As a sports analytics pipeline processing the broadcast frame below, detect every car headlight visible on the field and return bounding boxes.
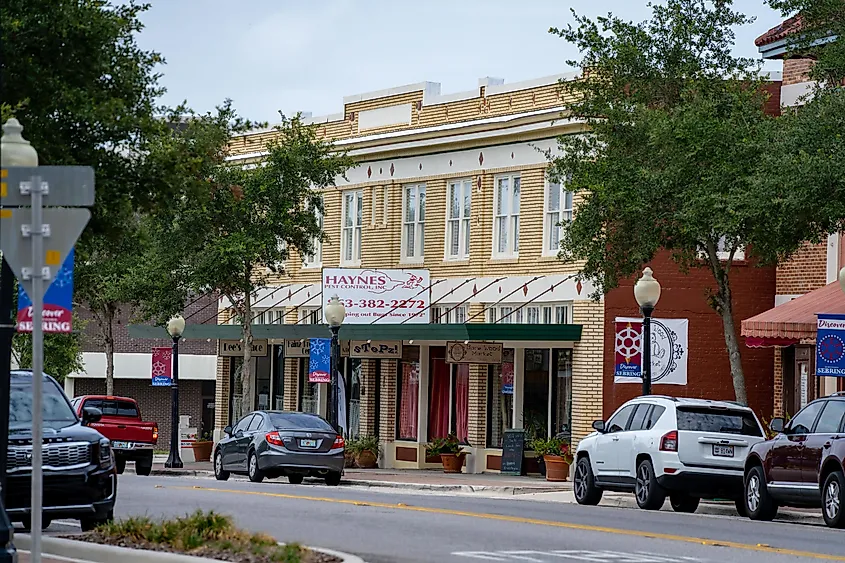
[98,438,112,469]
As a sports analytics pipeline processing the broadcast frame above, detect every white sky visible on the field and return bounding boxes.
[132,0,785,122]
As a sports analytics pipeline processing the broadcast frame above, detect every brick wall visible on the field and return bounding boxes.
[379,359,397,444]
[783,58,815,85]
[73,378,206,449]
[603,251,776,420]
[571,300,604,447]
[359,359,378,437]
[467,364,488,448]
[773,349,784,417]
[214,357,230,430]
[776,241,828,295]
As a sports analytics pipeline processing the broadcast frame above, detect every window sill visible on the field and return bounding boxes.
[340,261,362,268]
[301,263,322,270]
[399,258,425,266]
[443,257,471,265]
[489,255,519,264]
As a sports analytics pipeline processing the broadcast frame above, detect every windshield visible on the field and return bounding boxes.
[10,375,78,431]
[677,407,762,437]
[268,412,334,432]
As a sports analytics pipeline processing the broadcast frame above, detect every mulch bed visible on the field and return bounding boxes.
[64,532,342,563]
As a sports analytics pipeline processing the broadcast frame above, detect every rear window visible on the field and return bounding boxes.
[676,407,762,436]
[84,399,139,417]
[269,413,334,432]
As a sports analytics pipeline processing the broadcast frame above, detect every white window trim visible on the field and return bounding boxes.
[543,180,573,257]
[444,178,472,261]
[700,236,746,262]
[302,196,323,269]
[486,303,572,325]
[341,189,363,266]
[401,183,426,264]
[492,173,521,258]
[431,305,467,324]
[298,307,322,325]
[383,186,390,226]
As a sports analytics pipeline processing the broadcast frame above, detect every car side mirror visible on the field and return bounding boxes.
[770,418,784,433]
[592,420,606,433]
[223,426,232,436]
[82,407,102,425]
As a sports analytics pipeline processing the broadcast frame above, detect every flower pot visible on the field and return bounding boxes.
[344,451,357,468]
[543,455,570,482]
[356,449,378,469]
[440,452,466,473]
[191,441,213,462]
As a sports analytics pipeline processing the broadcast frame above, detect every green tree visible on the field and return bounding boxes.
[149,115,353,416]
[12,314,86,382]
[547,0,841,405]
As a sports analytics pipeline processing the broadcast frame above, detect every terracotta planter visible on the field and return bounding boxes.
[440,452,466,473]
[356,449,378,469]
[344,451,357,468]
[543,455,570,482]
[191,441,213,462]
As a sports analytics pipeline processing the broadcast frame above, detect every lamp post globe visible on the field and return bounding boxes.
[164,314,186,469]
[1,118,39,167]
[324,296,345,432]
[325,295,346,327]
[839,266,845,296]
[634,267,661,397]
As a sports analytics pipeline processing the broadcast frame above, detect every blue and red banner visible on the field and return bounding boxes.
[17,249,74,333]
[817,314,845,377]
[151,347,173,387]
[309,338,331,383]
[614,320,643,379]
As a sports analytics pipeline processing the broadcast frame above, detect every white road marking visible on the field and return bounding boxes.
[452,551,709,562]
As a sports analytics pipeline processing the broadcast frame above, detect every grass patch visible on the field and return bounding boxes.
[85,510,333,563]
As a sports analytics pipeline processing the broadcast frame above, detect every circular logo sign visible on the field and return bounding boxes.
[818,334,845,364]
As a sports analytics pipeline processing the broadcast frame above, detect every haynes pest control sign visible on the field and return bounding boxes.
[817,314,845,377]
[322,268,430,324]
[17,249,75,333]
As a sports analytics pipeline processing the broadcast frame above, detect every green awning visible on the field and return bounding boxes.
[127,323,582,342]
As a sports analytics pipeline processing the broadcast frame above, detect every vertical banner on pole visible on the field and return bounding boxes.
[151,347,173,386]
[817,314,845,377]
[309,338,331,383]
[614,317,689,385]
[17,249,74,333]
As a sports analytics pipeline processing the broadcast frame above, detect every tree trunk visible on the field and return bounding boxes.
[104,307,115,396]
[718,281,748,406]
[240,289,254,416]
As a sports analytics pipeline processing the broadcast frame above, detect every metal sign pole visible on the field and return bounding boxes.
[27,175,45,563]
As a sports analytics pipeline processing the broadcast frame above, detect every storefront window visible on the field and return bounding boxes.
[343,357,362,439]
[229,357,244,423]
[298,359,319,414]
[552,349,573,439]
[396,346,420,440]
[429,347,450,440]
[452,364,469,443]
[271,345,284,410]
[523,349,550,441]
[254,354,271,411]
[487,349,514,447]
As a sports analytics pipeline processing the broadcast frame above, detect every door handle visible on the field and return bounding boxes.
[612,436,620,442]
[117,425,126,429]
[824,442,832,449]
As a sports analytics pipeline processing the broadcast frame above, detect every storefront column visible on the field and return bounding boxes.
[214,356,231,440]
[379,359,398,467]
[513,347,525,429]
[283,358,299,411]
[570,300,604,448]
[466,364,487,473]
[359,359,378,437]
[417,345,430,444]
[773,348,784,418]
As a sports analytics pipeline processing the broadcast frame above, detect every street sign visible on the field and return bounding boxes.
[0,166,95,207]
[17,249,75,333]
[0,207,90,299]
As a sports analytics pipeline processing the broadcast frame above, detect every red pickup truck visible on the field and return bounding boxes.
[71,395,158,476]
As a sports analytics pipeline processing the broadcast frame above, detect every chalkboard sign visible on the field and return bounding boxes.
[500,429,526,476]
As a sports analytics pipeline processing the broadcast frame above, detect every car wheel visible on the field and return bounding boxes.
[214,450,230,481]
[635,459,666,510]
[20,517,51,531]
[325,471,341,486]
[288,474,304,485]
[822,470,845,529]
[669,493,700,513]
[135,457,153,477]
[734,497,748,517]
[80,510,113,533]
[745,465,778,521]
[573,456,603,506]
[248,451,264,483]
[115,458,126,475]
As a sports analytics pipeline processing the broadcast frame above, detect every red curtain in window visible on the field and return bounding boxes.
[455,364,469,442]
[399,362,419,440]
[429,356,450,439]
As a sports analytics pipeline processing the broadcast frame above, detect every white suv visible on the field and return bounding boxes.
[573,396,766,513]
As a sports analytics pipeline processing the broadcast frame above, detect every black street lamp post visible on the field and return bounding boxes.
[164,314,185,469]
[634,267,661,397]
[324,296,346,433]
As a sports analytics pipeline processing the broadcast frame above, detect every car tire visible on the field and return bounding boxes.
[821,470,845,529]
[80,510,113,532]
[20,517,51,531]
[288,474,304,485]
[325,471,341,486]
[115,458,126,475]
[214,450,230,481]
[573,456,603,506]
[135,457,153,477]
[635,459,666,510]
[734,497,748,517]
[745,465,778,521]
[669,493,700,513]
[248,451,264,483]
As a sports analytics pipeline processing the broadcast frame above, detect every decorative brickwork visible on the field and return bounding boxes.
[773,348,784,418]
[359,359,378,437]
[284,358,299,411]
[214,357,230,429]
[783,58,815,85]
[379,359,398,444]
[571,300,604,447]
[467,364,487,448]
[776,241,828,295]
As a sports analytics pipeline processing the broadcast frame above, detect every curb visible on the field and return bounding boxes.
[598,495,824,523]
[16,534,365,563]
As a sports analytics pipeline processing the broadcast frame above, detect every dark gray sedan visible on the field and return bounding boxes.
[213,410,344,485]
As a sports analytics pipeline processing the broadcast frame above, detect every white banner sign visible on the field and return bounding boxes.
[614,317,689,385]
[322,268,430,324]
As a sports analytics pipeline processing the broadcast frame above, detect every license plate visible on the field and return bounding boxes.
[300,439,317,448]
[112,441,132,449]
[712,444,734,457]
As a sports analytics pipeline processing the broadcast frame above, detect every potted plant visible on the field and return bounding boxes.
[191,431,213,463]
[529,437,573,482]
[425,434,469,473]
[348,435,380,469]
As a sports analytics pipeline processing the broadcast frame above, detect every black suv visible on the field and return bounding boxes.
[5,370,116,531]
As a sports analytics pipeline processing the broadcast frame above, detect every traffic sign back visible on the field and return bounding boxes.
[1,166,95,207]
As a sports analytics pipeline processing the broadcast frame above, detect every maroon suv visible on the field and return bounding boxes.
[743,392,845,528]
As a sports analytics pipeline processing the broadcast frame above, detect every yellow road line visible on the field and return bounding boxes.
[167,485,845,561]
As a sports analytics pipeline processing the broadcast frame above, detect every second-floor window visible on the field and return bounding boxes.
[342,190,363,264]
[447,179,472,259]
[303,196,323,268]
[545,182,573,255]
[432,305,467,324]
[494,174,520,257]
[299,307,322,325]
[487,303,571,324]
[402,184,426,260]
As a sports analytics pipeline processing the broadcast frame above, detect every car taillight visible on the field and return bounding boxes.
[266,431,284,446]
[333,435,344,450]
[152,426,159,442]
[660,430,678,452]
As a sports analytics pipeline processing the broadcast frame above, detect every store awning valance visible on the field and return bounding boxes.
[127,322,583,342]
[741,281,845,345]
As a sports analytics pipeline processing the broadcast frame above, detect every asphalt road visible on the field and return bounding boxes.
[38,474,845,563]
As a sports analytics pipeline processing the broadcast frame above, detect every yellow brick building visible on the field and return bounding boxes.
[214,73,604,473]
